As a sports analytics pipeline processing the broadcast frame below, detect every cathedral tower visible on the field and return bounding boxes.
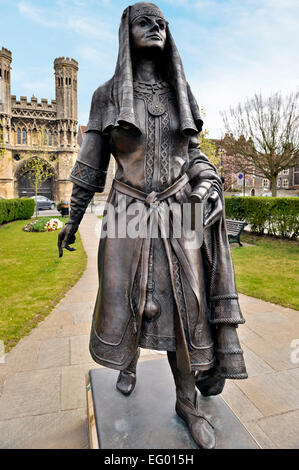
[0,47,12,145]
[54,57,78,120]
[0,47,12,116]
[0,48,80,201]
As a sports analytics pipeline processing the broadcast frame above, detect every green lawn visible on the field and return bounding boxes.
[0,218,87,351]
[231,232,299,310]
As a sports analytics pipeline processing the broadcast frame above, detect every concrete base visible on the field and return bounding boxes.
[88,358,259,449]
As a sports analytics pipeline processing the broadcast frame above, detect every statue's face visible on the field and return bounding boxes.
[130,15,167,51]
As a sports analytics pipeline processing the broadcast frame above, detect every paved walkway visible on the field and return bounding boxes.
[0,213,298,448]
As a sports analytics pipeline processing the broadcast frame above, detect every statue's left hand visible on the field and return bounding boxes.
[190,177,223,228]
[58,223,77,258]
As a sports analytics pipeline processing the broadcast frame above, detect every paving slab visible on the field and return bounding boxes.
[236,371,299,417]
[256,410,299,449]
[0,368,61,420]
[29,325,62,341]
[36,337,70,369]
[59,322,91,337]
[56,302,94,325]
[61,365,88,411]
[0,408,88,449]
[5,338,40,372]
[70,334,96,366]
[0,366,11,398]
[242,421,277,449]
[221,381,263,422]
[41,308,74,329]
[241,343,275,377]
[238,324,297,371]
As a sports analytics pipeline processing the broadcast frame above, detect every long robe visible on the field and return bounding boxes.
[69,79,246,378]
[69,4,247,379]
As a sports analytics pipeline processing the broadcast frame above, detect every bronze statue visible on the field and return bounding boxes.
[58,2,247,449]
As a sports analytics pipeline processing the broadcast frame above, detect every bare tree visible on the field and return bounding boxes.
[221,89,299,196]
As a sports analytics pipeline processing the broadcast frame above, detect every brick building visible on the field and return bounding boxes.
[215,138,299,196]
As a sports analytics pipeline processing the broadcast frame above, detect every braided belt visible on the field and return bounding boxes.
[112,173,189,206]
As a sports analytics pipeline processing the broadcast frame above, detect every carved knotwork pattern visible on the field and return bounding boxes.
[172,253,189,337]
[146,113,155,192]
[130,6,165,23]
[134,90,155,192]
[139,332,176,351]
[70,160,105,190]
[134,88,172,192]
[159,94,170,190]
[189,347,214,369]
[134,91,155,192]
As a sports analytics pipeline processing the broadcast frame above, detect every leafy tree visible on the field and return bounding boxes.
[20,127,57,218]
[198,108,222,170]
[199,128,221,169]
[221,89,299,196]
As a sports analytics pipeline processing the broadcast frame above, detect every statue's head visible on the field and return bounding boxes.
[112,2,203,136]
[129,2,167,52]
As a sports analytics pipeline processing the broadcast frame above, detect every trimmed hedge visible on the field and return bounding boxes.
[0,198,35,225]
[225,196,299,239]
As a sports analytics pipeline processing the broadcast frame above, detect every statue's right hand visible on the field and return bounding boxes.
[58,223,78,258]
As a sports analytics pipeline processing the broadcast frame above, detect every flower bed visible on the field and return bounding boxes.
[23,217,64,232]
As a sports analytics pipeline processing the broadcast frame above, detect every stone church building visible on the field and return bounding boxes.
[0,46,79,201]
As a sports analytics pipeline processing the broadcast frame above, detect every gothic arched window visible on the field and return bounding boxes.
[17,128,21,144]
[44,131,48,145]
[48,132,52,146]
[22,129,27,144]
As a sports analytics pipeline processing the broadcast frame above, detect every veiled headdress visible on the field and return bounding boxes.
[86,2,203,136]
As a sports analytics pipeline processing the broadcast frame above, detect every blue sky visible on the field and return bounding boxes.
[1,0,298,137]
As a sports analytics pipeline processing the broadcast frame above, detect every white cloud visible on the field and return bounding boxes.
[66,16,115,41]
[17,1,58,27]
[21,78,53,96]
[17,1,115,41]
[76,46,116,71]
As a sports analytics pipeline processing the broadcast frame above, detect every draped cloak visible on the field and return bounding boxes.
[69,5,247,379]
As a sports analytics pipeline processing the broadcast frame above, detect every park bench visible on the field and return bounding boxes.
[226,219,248,247]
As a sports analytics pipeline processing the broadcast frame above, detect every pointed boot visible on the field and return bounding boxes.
[175,393,216,449]
[116,348,140,396]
